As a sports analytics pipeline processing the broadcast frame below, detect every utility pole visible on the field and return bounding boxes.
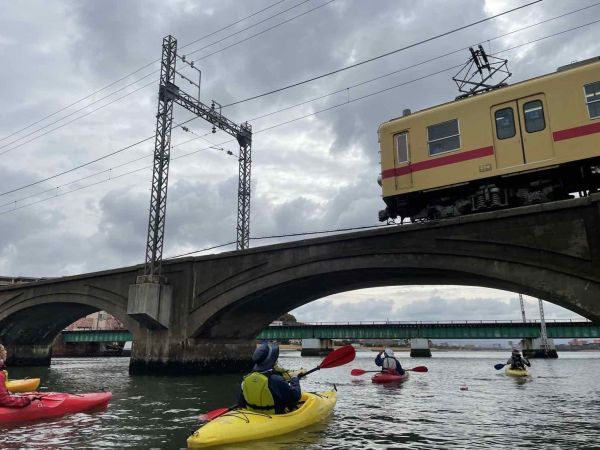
[519,293,526,323]
[143,35,252,279]
[129,35,252,329]
[538,298,550,356]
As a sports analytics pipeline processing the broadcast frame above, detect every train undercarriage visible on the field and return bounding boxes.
[379,157,600,223]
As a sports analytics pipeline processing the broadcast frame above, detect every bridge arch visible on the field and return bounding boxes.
[189,250,596,339]
[0,288,142,362]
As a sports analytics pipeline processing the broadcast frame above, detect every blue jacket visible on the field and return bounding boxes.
[238,372,301,414]
[375,353,405,375]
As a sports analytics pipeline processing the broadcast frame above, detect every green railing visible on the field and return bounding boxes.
[61,320,600,342]
[257,320,600,340]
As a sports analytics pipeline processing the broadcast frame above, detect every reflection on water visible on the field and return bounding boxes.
[2,351,600,449]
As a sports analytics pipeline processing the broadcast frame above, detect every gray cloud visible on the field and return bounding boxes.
[0,0,596,321]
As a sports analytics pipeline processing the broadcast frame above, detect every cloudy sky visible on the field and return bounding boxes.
[1,0,598,323]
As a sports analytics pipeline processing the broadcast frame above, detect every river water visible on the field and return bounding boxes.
[2,350,599,449]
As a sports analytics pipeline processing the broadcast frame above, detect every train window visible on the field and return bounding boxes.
[523,100,545,133]
[494,108,516,139]
[394,132,409,163]
[584,81,600,119]
[427,119,460,155]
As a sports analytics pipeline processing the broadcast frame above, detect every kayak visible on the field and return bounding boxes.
[6,378,40,393]
[372,372,409,384]
[505,367,529,377]
[0,391,112,424]
[187,391,336,449]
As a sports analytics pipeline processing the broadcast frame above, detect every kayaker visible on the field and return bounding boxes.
[507,349,531,370]
[238,341,301,414]
[0,344,31,408]
[375,348,406,375]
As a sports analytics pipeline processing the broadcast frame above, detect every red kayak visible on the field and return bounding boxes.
[372,372,409,384]
[0,392,112,424]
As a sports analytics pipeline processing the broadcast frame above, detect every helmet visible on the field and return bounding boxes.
[252,341,280,372]
[512,349,520,355]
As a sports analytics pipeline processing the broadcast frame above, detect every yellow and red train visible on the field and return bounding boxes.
[378,56,600,222]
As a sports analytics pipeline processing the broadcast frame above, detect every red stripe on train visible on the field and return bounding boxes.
[382,145,494,179]
[553,122,600,141]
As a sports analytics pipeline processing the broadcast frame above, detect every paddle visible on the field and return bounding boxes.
[350,366,428,376]
[199,345,356,422]
[494,363,508,370]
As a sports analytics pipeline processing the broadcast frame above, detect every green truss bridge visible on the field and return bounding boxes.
[62,320,600,342]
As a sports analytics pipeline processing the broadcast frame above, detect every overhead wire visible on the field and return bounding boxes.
[221,0,543,108]
[0,0,324,157]
[1,12,598,212]
[0,0,291,144]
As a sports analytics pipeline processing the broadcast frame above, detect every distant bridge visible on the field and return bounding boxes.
[61,320,600,342]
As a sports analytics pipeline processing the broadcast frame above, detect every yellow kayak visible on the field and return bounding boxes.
[188,391,336,449]
[505,367,529,377]
[6,378,41,393]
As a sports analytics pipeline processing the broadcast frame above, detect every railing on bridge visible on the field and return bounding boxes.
[61,319,599,342]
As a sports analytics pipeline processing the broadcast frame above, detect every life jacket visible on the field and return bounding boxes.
[382,357,397,371]
[241,372,276,414]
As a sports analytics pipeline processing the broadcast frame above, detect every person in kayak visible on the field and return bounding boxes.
[0,344,31,408]
[375,348,406,375]
[507,349,531,370]
[238,341,301,414]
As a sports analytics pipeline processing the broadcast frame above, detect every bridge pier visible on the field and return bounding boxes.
[128,335,255,375]
[410,338,432,357]
[300,338,333,356]
[521,338,558,359]
[6,344,52,367]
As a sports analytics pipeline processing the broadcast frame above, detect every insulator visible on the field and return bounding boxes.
[212,126,216,134]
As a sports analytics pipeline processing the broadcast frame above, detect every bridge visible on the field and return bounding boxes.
[60,320,600,342]
[1,194,600,373]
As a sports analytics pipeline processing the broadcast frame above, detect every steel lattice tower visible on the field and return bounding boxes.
[144,35,177,279]
[143,35,252,278]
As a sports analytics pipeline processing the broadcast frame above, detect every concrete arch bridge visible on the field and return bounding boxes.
[0,195,599,374]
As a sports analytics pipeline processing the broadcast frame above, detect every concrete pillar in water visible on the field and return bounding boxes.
[5,344,52,367]
[129,336,256,375]
[521,338,558,358]
[300,338,333,356]
[410,338,432,357]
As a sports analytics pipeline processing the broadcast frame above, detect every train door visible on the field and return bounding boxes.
[394,131,412,188]
[491,102,524,169]
[517,94,554,163]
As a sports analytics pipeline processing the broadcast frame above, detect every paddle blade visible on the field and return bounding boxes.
[320,345,356,369]
[494,363,506,370]
[199,407,230,422]
[408,366,428,373]
[350,368,367,376]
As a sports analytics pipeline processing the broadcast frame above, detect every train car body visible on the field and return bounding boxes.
[378,56,600,222]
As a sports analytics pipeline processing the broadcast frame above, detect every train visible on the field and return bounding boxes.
[377,56,600,223]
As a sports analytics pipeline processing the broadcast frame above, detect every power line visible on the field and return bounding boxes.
[1,17,598,212]
[0,1,328,159]
[183,0,314,59]
[163,223,393,259]
[222,0,543,108]
[190,0,336,62]
[0,0,290,144]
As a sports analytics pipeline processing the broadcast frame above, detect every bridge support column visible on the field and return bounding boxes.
[129,335,255,375]
[6,344,52,367]
[300,338,333,356]
[410,338,432,357]
[521,338,558,358]
[127,277,172,329]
